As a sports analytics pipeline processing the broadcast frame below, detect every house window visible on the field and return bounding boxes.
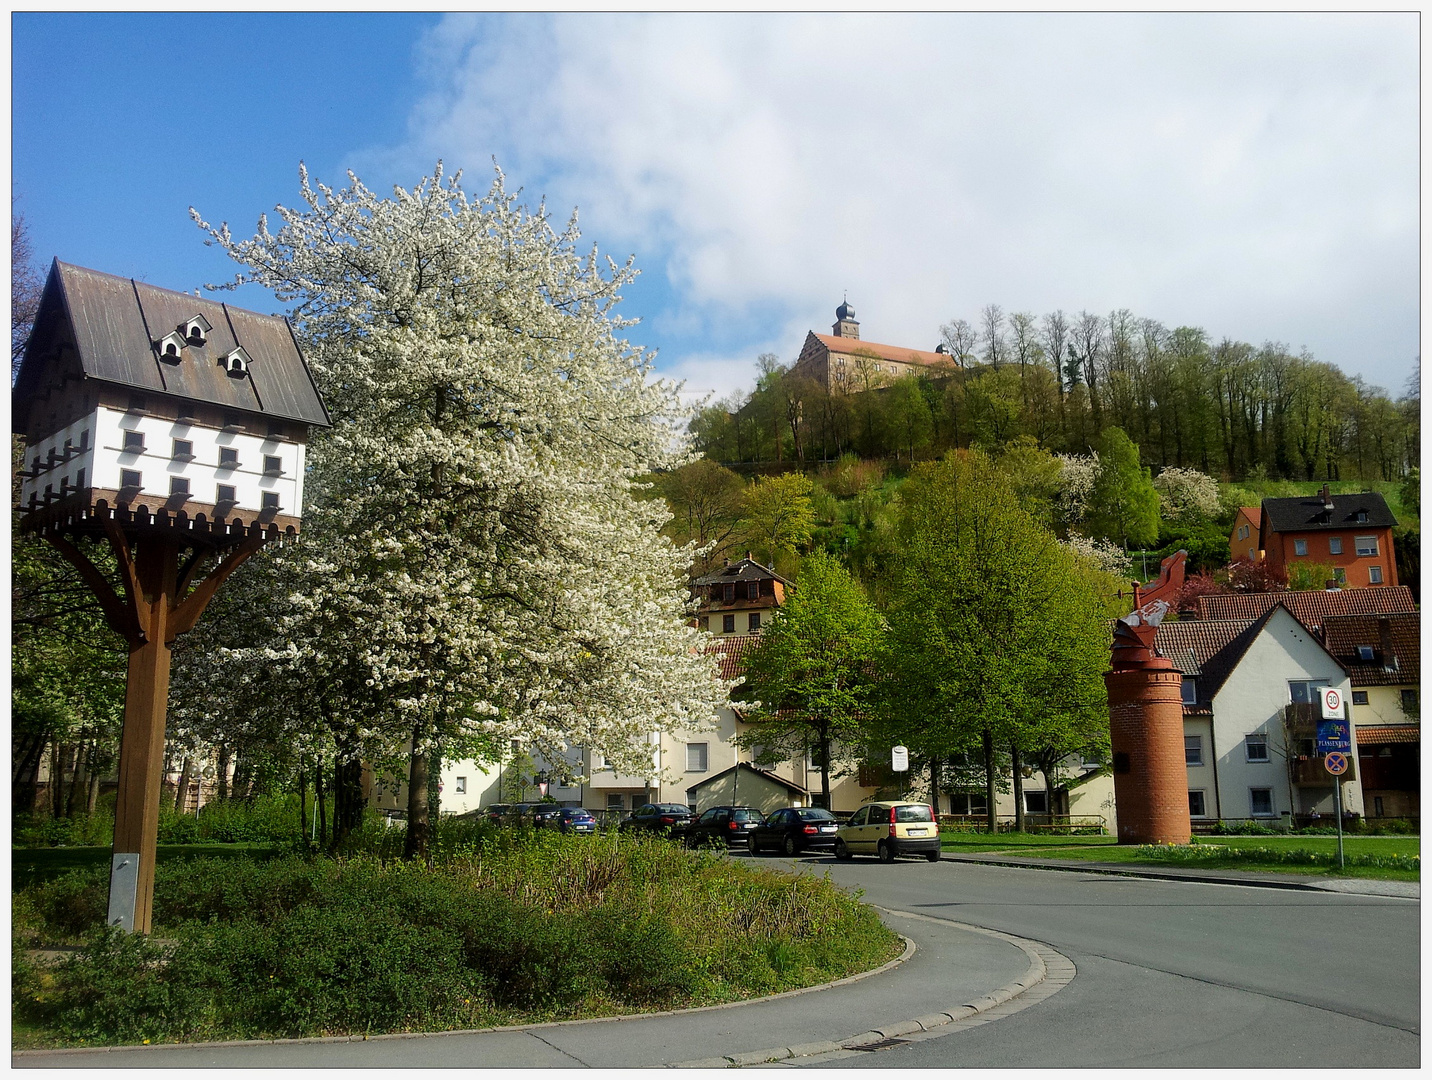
[1249,788,1274,817]
[172,439,194,461]
[263,455,283,476]
[122,430,145,452]
[1288,680,1328,704]
[1400,689,1418,712]
[748,612,762,632]
[219,447,239,469]
[169,477,190,497]
[1023,790,1048,813]
[216,484,237,505]
[1352,691,1369,705]
[1355,536,1379,556]
[1356,511,1369,523]
[261,492,281,512]
[1293,539,1308,556]
[949,792,988,815]
[120,469,142,489]
[1244,735,1269,763]
[606,794,624,810]
[1188,790,1207,818]
[1184,735,1203,766]
[723,583,735,603]
[698,616,709,631]
[722,614,735,633]
[1368,566,1383,584]
[1238,524,1248,540]
[1333,567,1346,583]
[455,777,467,794]
[686,743,709,772]
[1180,678,1196,705]
[747,580,760,600]
[1328,537,1343,555]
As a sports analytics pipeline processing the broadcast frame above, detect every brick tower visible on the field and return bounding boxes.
[1106,551,1191,845]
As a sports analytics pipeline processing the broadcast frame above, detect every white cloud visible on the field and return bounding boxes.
[370,11,1418,394]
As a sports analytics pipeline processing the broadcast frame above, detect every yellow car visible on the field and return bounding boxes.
[834,801,942,863]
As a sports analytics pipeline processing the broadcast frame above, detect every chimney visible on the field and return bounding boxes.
[747,551,753,562]
[1378,616,1400,674]
[1325,580,1341,592]
[1320,483,1333,510]
[723,558,730,567]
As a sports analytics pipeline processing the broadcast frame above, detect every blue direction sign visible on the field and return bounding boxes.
[1324,751,1349,776]
[1317,719,1351,755]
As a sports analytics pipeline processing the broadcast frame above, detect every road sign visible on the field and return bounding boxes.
[1317,719,1351,755]
[891,745,909,772]
[1320,687,1344,719]
[1324,751,1349,776]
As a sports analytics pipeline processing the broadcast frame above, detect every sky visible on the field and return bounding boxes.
[12,12,1420,409]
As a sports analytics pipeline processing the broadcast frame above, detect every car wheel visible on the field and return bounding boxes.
[834,839,852,861]
[925,850,941,862]
[783,835,799,857]
[878,840,895,863]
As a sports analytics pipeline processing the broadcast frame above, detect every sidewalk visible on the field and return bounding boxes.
[12,911,1047,1069]
[940,852,1420,899]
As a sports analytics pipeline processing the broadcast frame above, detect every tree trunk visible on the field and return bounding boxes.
[215,745,231,801]
[298,758,308,846]
[819,728,832,810]
[404,726,431,863]
[1011,742,1026,832]
[330,750,366,852]
[66,740,88,819]
[982,728,998,834]
[86,765,101,815]
[48,740,65,818]
[315,757,328,850]
[13,733,46,813]
[173,755,193,813]
[929,757,941,814]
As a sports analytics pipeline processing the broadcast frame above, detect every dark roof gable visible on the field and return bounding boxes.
[692,557,792,587]
[14,260,330,430]
[1260,491,1397,534]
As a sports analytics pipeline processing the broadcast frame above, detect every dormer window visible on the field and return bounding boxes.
[723,583,735,604]
[122,430,145,453]
[221,347,251,378]
[182,314,213,346]
[155,331,186,363]
[218,447,239,469]
[1356,511,1369,523]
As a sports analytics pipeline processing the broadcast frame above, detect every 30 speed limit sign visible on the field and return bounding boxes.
[1320,687,1343,718]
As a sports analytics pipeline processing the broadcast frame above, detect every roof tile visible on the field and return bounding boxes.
[1321,612,1420,686]
[1193,586,1415,632]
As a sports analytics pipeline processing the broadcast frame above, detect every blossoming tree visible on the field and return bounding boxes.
[186,165,727,857]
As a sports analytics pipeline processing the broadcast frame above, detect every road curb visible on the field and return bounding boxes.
[13,935,918,1061]
[939,853,1420,897]
[670,912,1073,1068]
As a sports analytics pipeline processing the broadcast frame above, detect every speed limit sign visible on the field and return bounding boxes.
[1320,687,1343,719]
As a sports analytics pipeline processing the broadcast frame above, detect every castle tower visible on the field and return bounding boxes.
[832,298,860,340]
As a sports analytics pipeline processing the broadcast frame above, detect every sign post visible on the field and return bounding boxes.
[1319,688,1349,870]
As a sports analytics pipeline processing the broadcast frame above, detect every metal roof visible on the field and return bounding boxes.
[14,260,330,430]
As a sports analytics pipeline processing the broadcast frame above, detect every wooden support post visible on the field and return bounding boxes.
[107,539,178,934]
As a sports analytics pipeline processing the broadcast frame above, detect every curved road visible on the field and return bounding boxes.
[779,853,1419,1068]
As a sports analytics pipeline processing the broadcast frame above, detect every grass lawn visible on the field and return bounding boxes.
[940,831,1116,853]
[12,843,288,891]
[998,835,1418,882]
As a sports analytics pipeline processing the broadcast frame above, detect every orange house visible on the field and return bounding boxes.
[1229,506,1262,563]
[1259,486,1399,588]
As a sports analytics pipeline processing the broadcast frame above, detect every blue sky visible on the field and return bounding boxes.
[13,12,1420,406]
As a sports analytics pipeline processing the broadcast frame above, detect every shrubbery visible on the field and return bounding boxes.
[14,832,900,1046]
[1135,844,1419,872]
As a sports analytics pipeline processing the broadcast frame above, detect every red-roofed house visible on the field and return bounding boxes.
[790,300,954,391]
[1193,585,1416,631]
[1229,506,1262,563]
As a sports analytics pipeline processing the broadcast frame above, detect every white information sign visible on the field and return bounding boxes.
[891,745,909,772]
[1320,687,1343,719]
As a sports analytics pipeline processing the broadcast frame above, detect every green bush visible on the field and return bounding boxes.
[15,833,900,1046]
[1135,844,1419,872]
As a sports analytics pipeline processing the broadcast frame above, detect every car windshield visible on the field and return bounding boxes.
[732,809,762,821]
[894,805,934,822]
[796,809,835,821]
[657,804,688,814]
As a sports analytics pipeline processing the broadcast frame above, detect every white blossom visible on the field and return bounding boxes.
[1152,466,1221,524]
[1063,531,1134,579]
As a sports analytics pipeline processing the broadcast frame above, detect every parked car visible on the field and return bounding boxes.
[541,807,598,835]
[679,805,764,848]
[834,801,941,862]
[529,804,562,829]
[749,806,840,856]
[618,803,693,836]
[478,803,541,826]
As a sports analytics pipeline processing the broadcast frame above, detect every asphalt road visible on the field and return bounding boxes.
[776,853,1420,1068]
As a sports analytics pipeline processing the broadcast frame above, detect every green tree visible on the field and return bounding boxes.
[1085,427,1160,550]
[738,550,886,808]
[741,473,816,570]
[881,375,934,461]
[883,451,1115,832]
[655,459,745,574]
